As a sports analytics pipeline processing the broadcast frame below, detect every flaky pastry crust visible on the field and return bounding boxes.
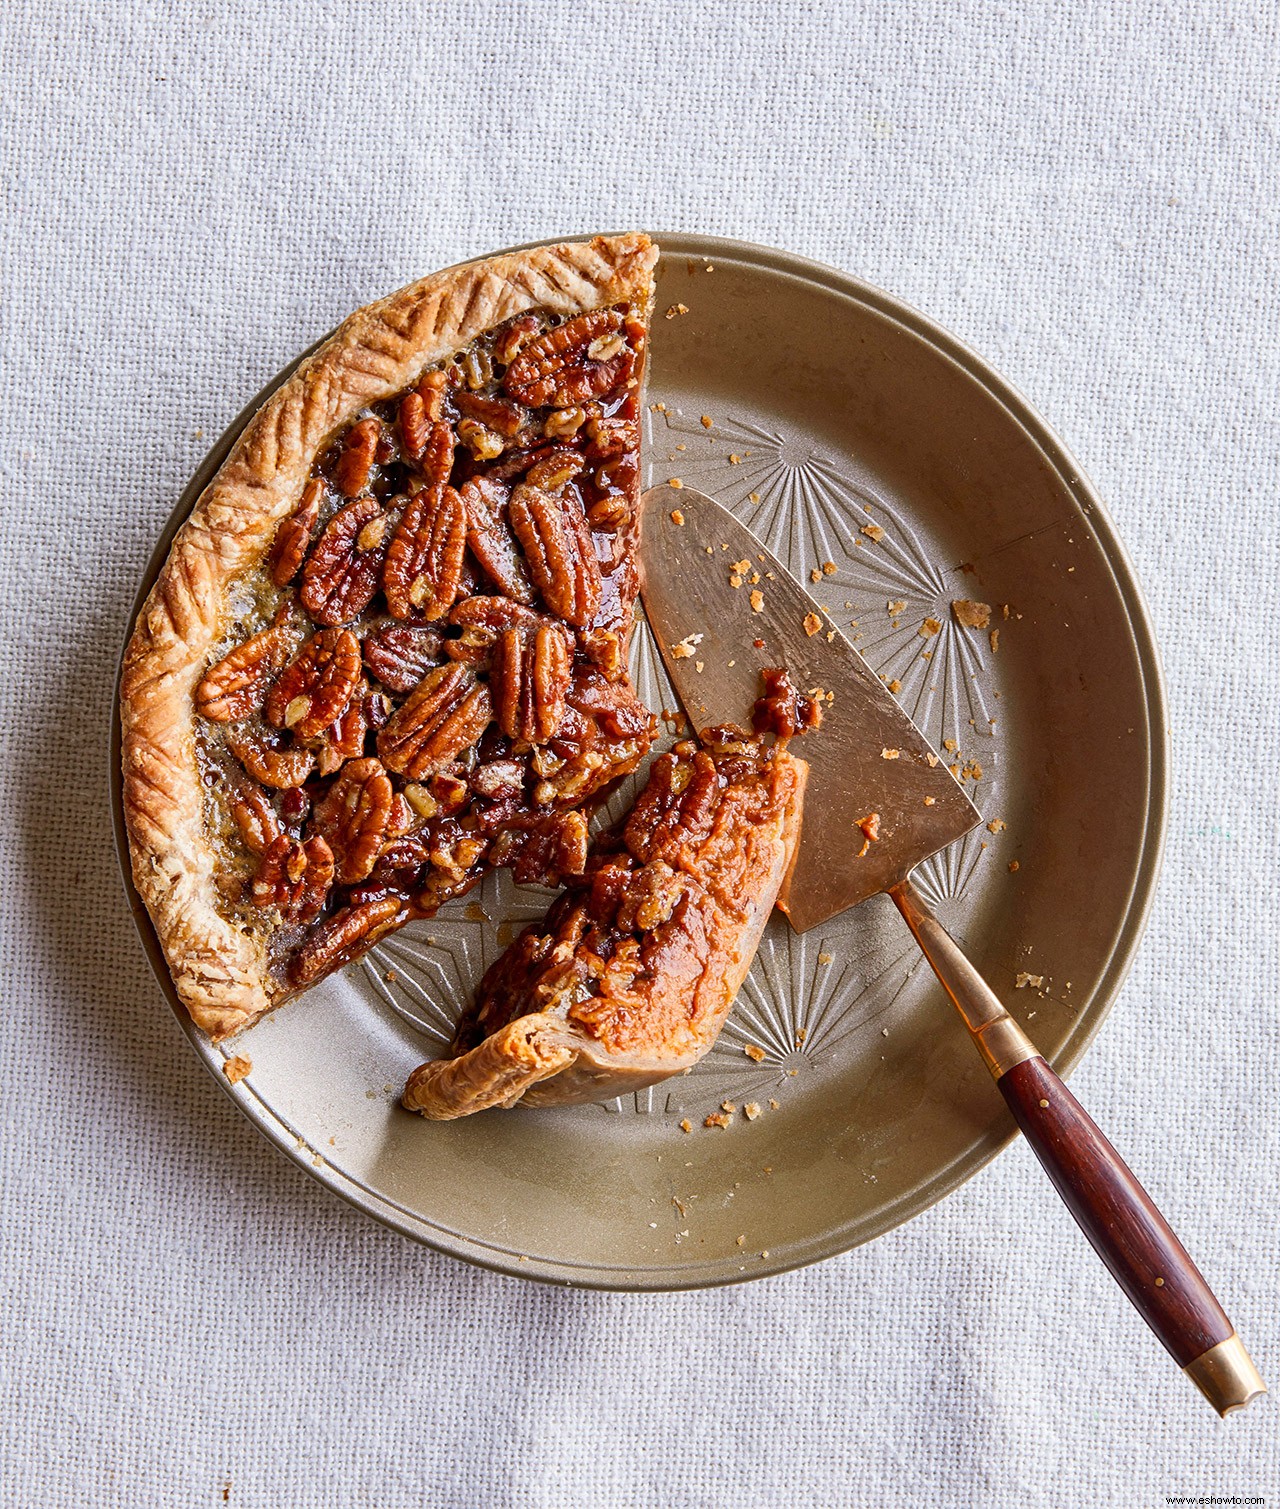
[120,235,659,1040]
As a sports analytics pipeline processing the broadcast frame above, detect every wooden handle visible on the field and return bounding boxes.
[890,877,1266,1414]
[998,1056,1264,1412]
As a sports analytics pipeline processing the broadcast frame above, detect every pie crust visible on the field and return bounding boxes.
[120,234,658,1041]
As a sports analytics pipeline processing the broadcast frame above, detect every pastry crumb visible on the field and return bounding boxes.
[222,1054,252,1085]
[769,1098,781,1110]
[664,303,689,319]
[750,589,764,613]
[679,1118,692,1134]
[1015,972,1044,989]
[670,508,685,525]
[810,569,822,583]
[744,1043,767,1062]
[744,1102,762,1121]
[920,618,941,638]
[887,599,906,615]
[669,633,703,659]
[990,629,1000,653]
[987,818,1006,834]
[822,561,836,575]
[704,1111,733,1130]
[729,453,742,464]
[700,414,713,429]
[667,477,683,489]
[881,747,900,760]
[818,952,832,964]
[953,599,992,630]
[887,678,901,693]
[923,796,936,806]
[803,612,822,636]
[862,523,885,542]
[1009,859,1020,872]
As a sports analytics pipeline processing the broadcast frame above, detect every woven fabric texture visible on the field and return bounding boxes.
[1,2,1276,1504]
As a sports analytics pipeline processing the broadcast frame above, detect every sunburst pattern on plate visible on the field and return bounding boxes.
[363,405,1008,1111]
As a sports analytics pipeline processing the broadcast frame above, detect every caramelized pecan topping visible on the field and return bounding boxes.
[224,723,316,790]
[445,595,542,665]
[250,833,335,923]
[194,293,655,986]
[314,682,369,776]
[312,757,396,884]
[299,496,389,625]
[332,417,383,497]
[196,627,297,723]
[503,310,633,408]
[453,388,527,437]
[268,478,325,587]
[489,810,589,886]
[362,622,443,693]
[376,664,493,779]
[508,483,602,626]
[460,478,536,604]
[491,619,573,744]
[229,783,284,854]
[383,485,466,621]
[288,895,406,986]
[264,627,361,740]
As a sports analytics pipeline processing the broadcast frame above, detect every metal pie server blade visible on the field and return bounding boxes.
[637,483,1265,1415]
[637,485,980,932]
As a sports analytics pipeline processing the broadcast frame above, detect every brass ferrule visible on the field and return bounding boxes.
[1184,1334,1267,1417]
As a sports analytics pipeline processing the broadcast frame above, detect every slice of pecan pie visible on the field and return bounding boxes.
[121,235,658,1040]
[401,729,807,1118]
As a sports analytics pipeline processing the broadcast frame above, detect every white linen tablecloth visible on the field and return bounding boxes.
[2,2,1277,1504]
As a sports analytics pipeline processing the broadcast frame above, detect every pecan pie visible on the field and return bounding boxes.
[120,235,658,1040]
[401,729,807,1118]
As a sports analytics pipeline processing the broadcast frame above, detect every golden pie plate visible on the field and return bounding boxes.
[113,235,1166,1288]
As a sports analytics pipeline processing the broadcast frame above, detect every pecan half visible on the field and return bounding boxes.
[384,485,466,620]
[376,664,493,779]
[196,626,296,723]
[453,388,528,437]
[264,627,361,740]
[332,417,383,497]
[224,723,316,790]
[503,310,634,408]
[312,756,395,884]
[314,682,369,776]
[288,895,406,986]
[250,833,334,924]
[268,477,325,587]
[460,478,535,604]
[230,783,284,854]
[525,447,585,492]
[491,619,573,743]
[508,483,602,626]
[362,622,443,693]
[446,595,542,665]
[493,313,541,365]
[299,496,389,625]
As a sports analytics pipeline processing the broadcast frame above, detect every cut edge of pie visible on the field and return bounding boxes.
[401,731,808,1119]
[120,234,659,1041]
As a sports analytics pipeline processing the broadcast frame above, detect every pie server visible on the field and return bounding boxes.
[638,483,1264,1415]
